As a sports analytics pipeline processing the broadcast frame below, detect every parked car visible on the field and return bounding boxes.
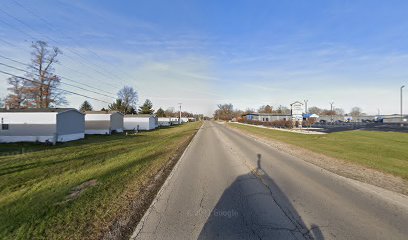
[319,120,327,123]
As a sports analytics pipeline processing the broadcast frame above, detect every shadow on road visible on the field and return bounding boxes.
[198,154,324,240]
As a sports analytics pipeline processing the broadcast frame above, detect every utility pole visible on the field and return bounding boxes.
[178,103,182,124]
[329,101,334,123]
[401,85,405,126]
[304,100,308,114]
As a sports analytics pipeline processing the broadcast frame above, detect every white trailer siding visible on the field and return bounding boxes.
[0,109,84,143]
[383,116,408,123]
[85,114,111,134]
[158,117,171,126]
[56,110,85,142]
[124,115,158,131]
[170,118,180,125]
[85,112,124,134]
[110,112,124,133]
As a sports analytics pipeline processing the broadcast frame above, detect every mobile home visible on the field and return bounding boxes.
[0,108,85,143]
[158,117,172,127]
[85,111,124,134]
[124,114,158,131]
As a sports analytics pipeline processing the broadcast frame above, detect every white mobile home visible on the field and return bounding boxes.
[85,111,124,134]
[180,117,189,123]
[0,108,85,143]
[124,114,158,131]
[158,117,172,126]
[170,118,181,125]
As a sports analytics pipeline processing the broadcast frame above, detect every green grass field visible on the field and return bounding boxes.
[0,122,201,239]
[228,123,408,180]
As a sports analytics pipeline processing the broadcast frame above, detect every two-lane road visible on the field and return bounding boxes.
[131,121,408,239]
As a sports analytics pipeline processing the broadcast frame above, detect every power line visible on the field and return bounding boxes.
[0,70,111,104]
[0,38,17,47]
[0,62,116,99]
[12,0,136,82]
[0,8,123,88]
[0,19,119,90]
[0,53,116,96]
[0,40,119,92]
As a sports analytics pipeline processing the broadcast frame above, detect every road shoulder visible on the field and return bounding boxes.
[226,122,408,196]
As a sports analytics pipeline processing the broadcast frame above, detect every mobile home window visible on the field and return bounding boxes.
[1,124,9,130]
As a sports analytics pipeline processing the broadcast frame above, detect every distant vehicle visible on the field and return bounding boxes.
[362,119,372,123]
[335,120,344,124]
[319,120,327,123]
[374,118,383,123]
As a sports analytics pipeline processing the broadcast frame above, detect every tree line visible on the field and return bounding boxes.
[214,103,365,121]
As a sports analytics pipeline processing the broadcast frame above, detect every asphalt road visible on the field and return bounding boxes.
[131,121,408,240]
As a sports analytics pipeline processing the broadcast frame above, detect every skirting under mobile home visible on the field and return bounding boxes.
[0,108,85,143]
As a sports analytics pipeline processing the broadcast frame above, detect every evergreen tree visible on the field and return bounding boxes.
[139,99,154,114]
[108,99,127,114]
[79,100,93,112]
[128,106,137,114]
[156,107,166,117]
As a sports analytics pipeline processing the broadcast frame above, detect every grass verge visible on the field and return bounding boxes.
[228,123,408,180]
[0,122,202,239]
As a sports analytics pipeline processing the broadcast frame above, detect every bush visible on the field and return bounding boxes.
[240,119,293,129]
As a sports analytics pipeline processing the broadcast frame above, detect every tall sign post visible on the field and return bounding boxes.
[290,101,304,128]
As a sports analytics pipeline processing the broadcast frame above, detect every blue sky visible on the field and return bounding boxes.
[1,0,408,115]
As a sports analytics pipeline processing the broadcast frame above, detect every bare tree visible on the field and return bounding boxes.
[334,108,345,115]
[165,107,176,117]
[321,109,336,116]
[258,105,273,113]
[214,103,234,120]
[243,108,256,114]
[275,105,291,115]
[308,106,322,115]
[350,107,363,117]
[5,77,27,108]
[25,41,65,108]
[117,86,138,113]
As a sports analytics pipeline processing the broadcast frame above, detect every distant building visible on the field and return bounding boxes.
[382,115,408,123]
[242,113,291,122]
[303,113,319,119]
[180,117,189,123]
[124,114,158,131]
[170,117,181,125]
[0,108,85,143]
[85,111,124,134]
[158,117,172,127]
